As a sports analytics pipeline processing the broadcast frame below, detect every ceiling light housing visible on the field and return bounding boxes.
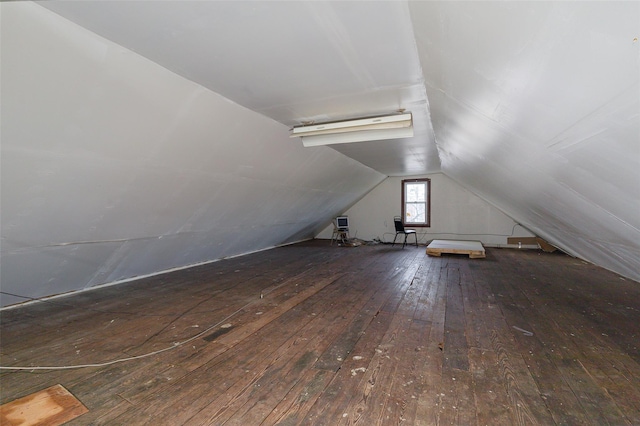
[291,113,413,147]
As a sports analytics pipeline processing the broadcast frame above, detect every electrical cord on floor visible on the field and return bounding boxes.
[0,303,247,371]
[0,269,276,317]
[0,266,317,371]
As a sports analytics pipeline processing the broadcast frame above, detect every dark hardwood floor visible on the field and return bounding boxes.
[1,240,639,425]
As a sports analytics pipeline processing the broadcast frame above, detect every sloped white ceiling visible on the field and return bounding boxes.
[0,3,385,307]
[410,1,640,281]
[40,0,639,283]
[40,0,441,176]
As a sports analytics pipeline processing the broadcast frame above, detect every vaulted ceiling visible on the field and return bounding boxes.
[41,1,440,176]
[1,1,638,306]
[40,0,640,278]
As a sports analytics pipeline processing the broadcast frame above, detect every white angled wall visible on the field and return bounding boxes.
[0,3,384,307]
[317,173,534,246]
[410,1,640,282]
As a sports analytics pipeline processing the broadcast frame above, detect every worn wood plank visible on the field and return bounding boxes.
[337,270,427,425]
[303,311,396,425]
[314,249,422,372]
[106,247,415,425]
[190,269,390,424]
[495,251,640,424]
[443,264,470,373]
[262,368,334,425]
[106,275,346,424]
[468,348,514,425]
[488,326,552,425]
[467,260,587,423]
[414,260,447,426]
[56,269,346,424]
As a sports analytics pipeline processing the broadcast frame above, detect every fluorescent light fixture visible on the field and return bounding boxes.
[291,113,413,147]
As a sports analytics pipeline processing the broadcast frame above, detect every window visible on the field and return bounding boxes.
[402,178,430,227]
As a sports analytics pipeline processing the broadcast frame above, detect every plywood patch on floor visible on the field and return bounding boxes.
[426,239,486,258]
[0,384,88,426]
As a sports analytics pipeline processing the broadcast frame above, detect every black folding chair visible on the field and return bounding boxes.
[392,216,418,248]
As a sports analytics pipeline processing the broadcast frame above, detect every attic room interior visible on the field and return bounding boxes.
[1,1,638,424]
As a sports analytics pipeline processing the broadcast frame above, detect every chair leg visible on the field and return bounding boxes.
[403,233,408,249]
[392,233,398,246]
[414,233,418,247]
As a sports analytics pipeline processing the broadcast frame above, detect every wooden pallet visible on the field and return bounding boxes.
[426,239,486,258]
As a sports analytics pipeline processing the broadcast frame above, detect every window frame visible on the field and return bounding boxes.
[401,178,431,227]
